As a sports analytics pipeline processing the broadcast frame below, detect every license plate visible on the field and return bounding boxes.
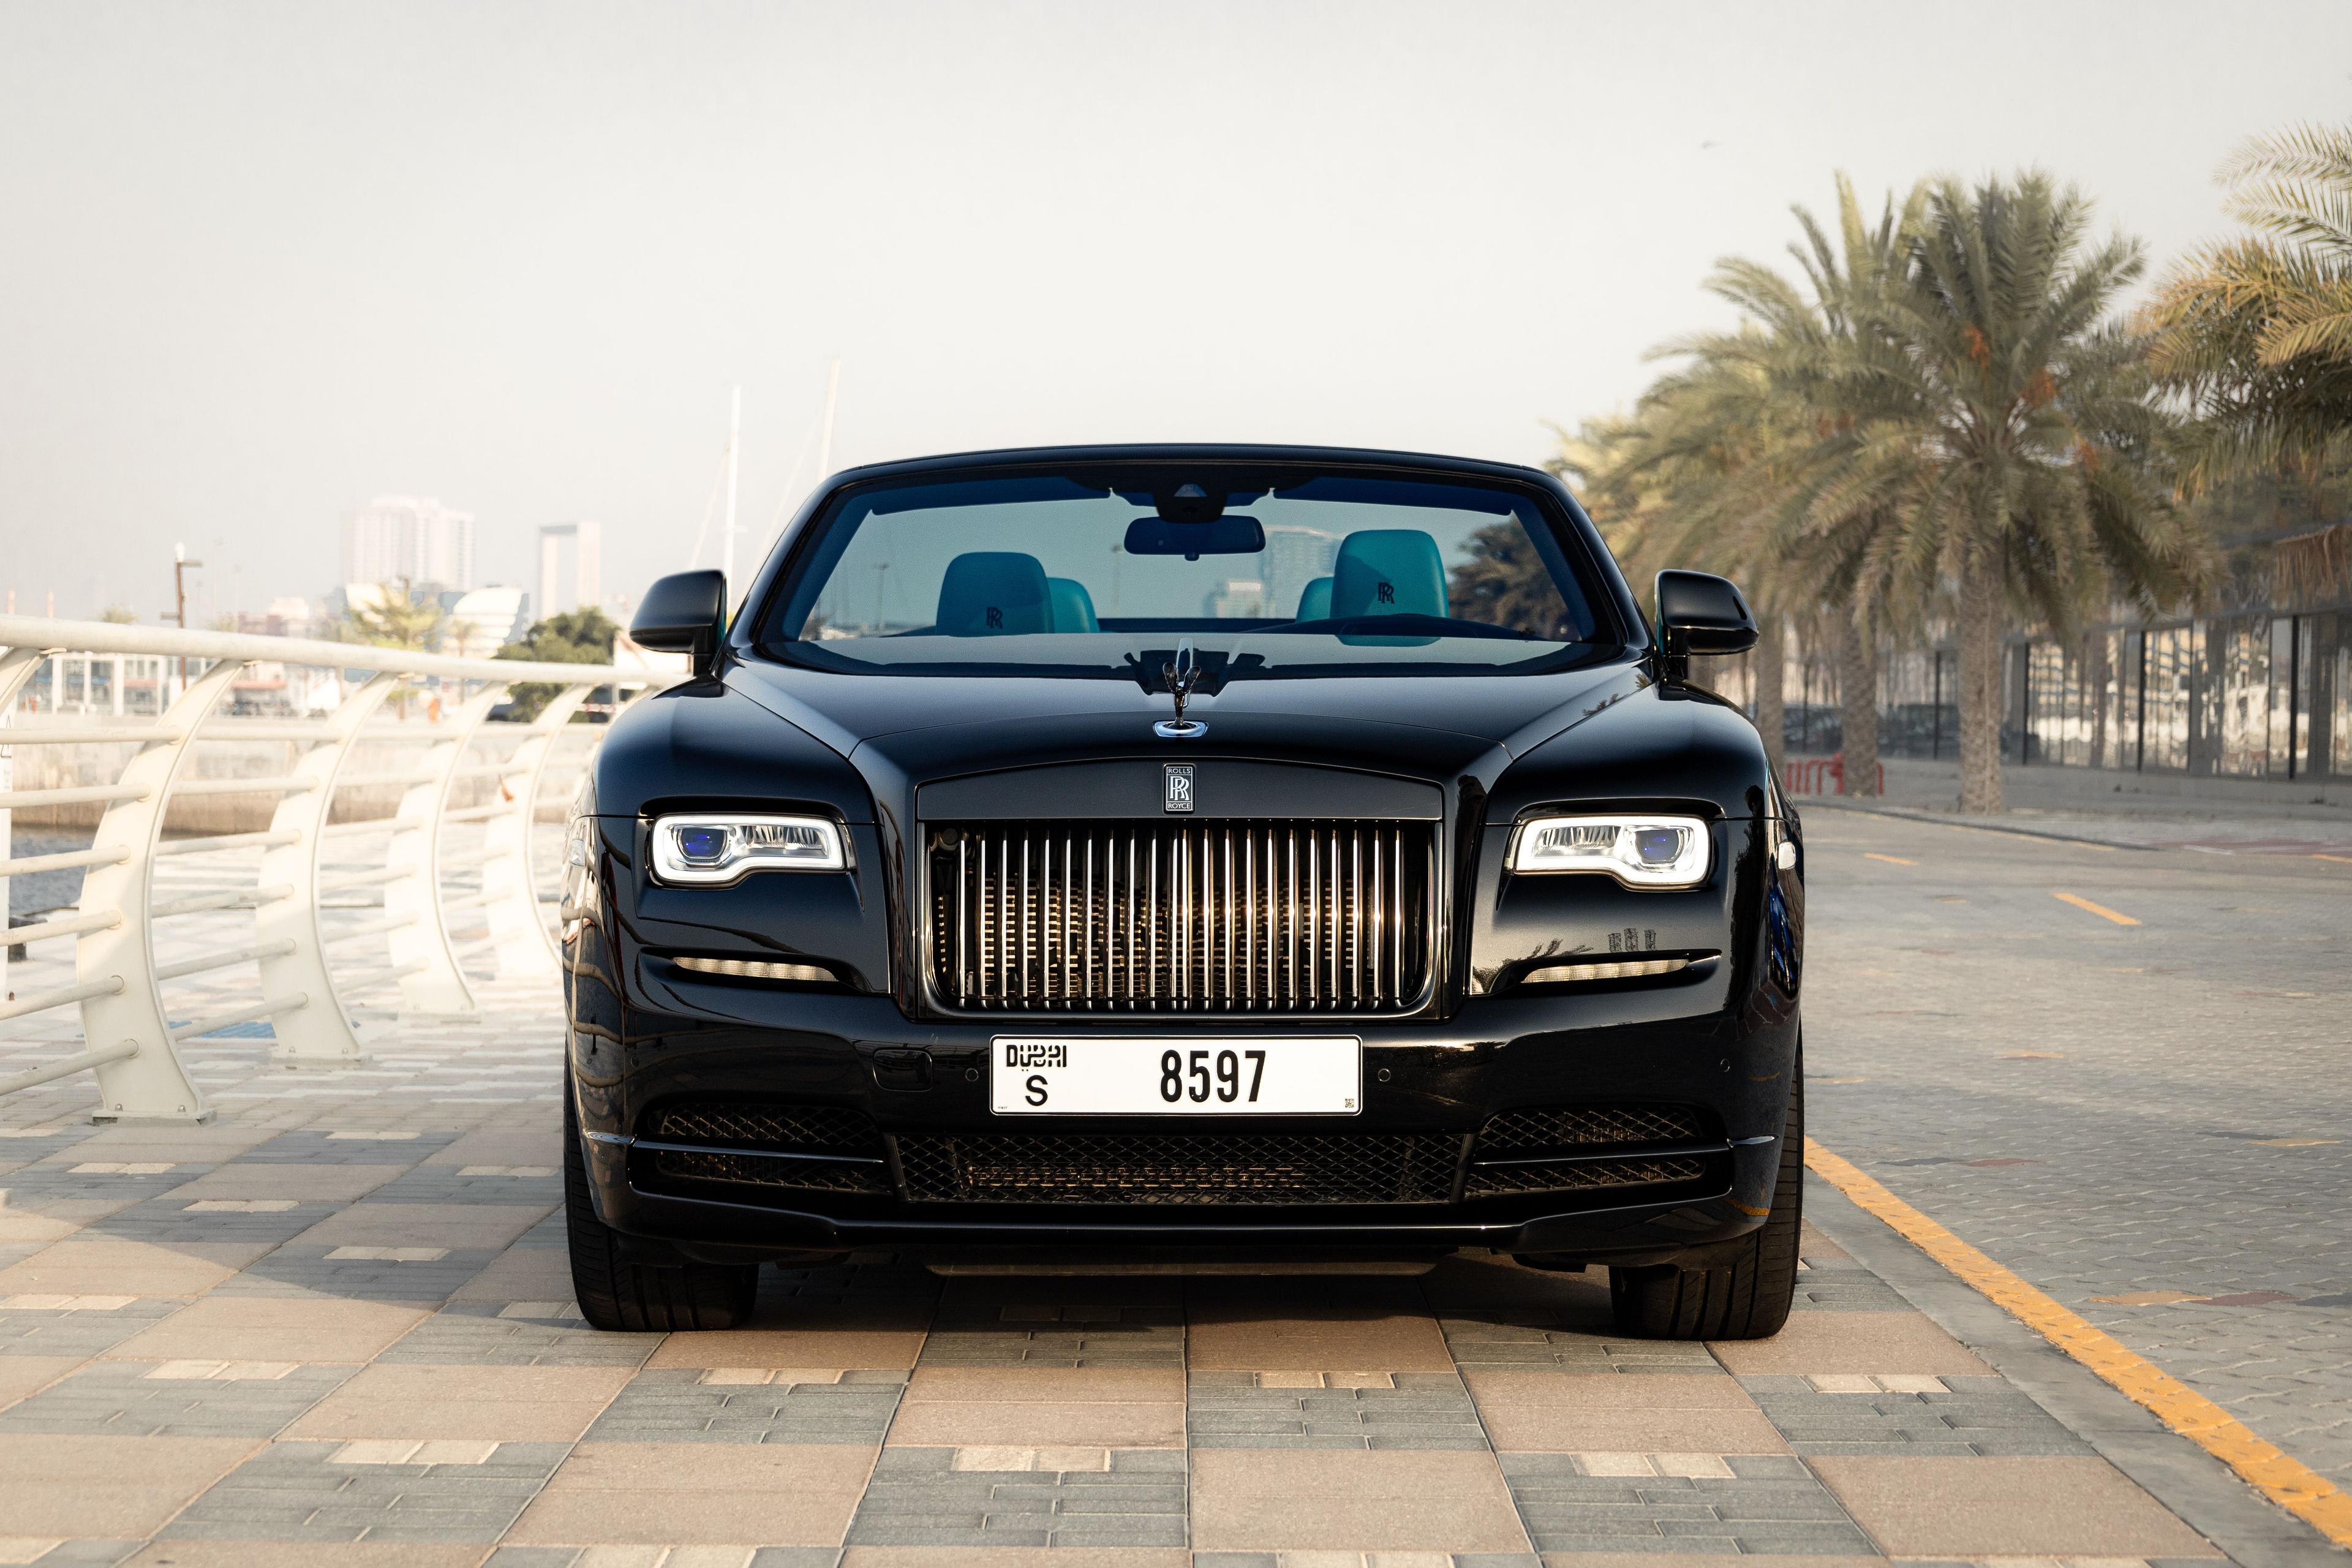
[991,1037,1362,1116]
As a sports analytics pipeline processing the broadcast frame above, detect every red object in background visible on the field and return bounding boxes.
[1782,752,1884,796]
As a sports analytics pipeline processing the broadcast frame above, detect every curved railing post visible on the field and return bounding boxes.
[257,671,404,1065]
[0,646,52,1009]
[481,680,595,978]
[386,680,506,1018]
[79,657,247,1123]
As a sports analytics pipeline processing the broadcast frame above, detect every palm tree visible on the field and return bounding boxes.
[1577,178,1923,793]
[342,583,444,718]
[342,583,444,652]
[2144,121,2352,492]
[1700,176,1926,797]
[1558,348,1819,780]
[1795,173,2212,813]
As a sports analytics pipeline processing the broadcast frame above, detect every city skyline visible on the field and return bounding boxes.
[341,494,477,594]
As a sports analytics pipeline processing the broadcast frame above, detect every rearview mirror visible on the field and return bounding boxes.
[1655,569,1758,675]
[1123,514,1265,559]
[631,570,728,676]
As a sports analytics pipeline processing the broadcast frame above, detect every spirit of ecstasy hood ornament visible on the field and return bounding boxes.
[1155,638,1207,739]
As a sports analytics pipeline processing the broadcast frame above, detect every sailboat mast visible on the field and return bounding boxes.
[719,385,742,603]
[816,358,842,481]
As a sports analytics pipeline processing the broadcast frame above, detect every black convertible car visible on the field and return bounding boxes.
[561,444,1804,1338]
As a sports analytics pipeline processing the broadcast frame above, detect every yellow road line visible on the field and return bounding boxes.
[2052,891,2141,926]
[2316,853,2352,865]
[1806,1137,2352,1545]
[1863,853,1917,866]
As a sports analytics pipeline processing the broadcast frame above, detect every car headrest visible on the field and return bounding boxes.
[1294,576,1333,621]
[936,552,1050,636]
[1046,577,1101,634]
[1332,530,1447,620]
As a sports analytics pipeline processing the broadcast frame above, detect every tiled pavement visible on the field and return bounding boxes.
[0,833,2334,1564]
[0,1039,2248,1567]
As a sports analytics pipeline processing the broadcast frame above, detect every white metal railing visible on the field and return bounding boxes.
[0,614,663,1122]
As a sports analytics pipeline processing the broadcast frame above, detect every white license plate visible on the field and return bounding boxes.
[991,1037,1362,1116]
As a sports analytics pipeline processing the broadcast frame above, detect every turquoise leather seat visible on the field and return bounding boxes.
[1046,577,1101,633]
[1332,531,1447,620]
[1295,576,1333,621]
[936,552,1050,635]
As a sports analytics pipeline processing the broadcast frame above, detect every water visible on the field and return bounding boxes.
[6,826,94,924]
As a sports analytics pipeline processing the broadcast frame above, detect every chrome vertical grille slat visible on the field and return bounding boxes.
[927,818,1434,1014]
[1242,830,1256,1009]
[1354,828,1366,1009]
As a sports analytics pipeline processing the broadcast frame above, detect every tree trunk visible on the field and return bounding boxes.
[1836,603,1880,796]
[1753,612,1786,785]
[1956,549,2005,813]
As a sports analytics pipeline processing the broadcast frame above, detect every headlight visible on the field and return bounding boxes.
[1508,813,1712,888]
[650,813,847,884]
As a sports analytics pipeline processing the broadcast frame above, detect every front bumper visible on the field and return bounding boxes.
[567,970,1799,1267]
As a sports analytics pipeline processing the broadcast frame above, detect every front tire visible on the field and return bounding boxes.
[564,1085,759,1332]
[1608,1052,1802,1341]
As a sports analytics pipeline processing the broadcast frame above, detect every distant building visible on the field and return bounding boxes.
[1205,579,1268,618]
[342,497,475,591]
[538,522,602,618]
[442,586,532,657]
[1260,525,1340,616]
[327,582,395,621]
[232,597,328,639]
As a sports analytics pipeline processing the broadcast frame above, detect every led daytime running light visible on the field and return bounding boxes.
[1521,956,1697,984]
[675,956,836,983]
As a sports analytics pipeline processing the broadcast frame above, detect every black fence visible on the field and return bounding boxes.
[1742,605,2350,780]
[2003,607,2345,778]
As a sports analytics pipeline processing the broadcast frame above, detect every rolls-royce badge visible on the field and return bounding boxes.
[1163,763,1196,813]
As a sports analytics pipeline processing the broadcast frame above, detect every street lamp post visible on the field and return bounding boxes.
[170,543,205,695]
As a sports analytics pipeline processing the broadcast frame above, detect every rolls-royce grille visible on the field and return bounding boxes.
[927,821,1436,1012]
[895,1131,1459,1205]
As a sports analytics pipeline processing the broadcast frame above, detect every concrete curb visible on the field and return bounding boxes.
[1804,1171,2346,1567]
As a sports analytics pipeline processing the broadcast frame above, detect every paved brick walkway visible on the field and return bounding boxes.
[0,823,2327,1564]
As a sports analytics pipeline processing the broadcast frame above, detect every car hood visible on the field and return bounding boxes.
[726,655,1651,792]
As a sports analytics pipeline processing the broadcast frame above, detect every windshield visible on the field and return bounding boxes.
[755,466,1616,679]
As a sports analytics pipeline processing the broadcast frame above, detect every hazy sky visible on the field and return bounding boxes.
[3,1,2348,625]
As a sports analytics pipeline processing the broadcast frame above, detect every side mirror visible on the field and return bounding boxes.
[1654,570,1758,678]
[631,570,728,676]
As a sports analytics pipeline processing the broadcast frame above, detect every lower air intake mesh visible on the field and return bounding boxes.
[651,1102,881,1153]
[1461,1156,1709,1197]
[895,1131,1458,1205]
[1463,1102,1722,1201]
[644,1101,890,1196]
[1474,1104,1709,1153]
